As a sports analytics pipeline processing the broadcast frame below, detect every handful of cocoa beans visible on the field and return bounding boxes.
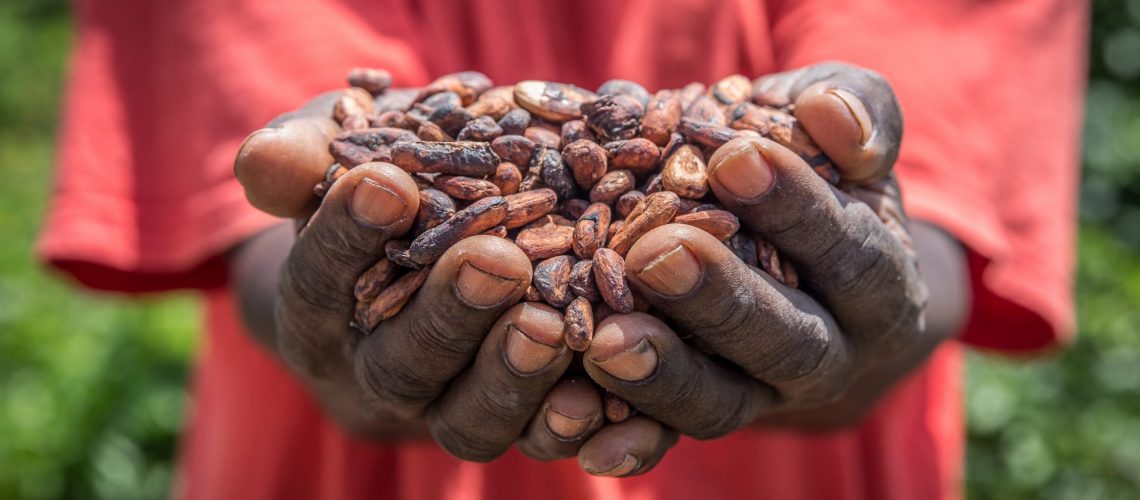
[250,68,840,355]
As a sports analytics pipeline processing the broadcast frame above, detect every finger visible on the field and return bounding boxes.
[276,162,419,379]
[707,137,926,354]
[516,377,605,461]
[624,224,854,402]
[355,235,532,419]
[427,302,574,462]
[234,92,342,219]
[583,313,776,439]
[578,417,678,477]
[786,62,902,184]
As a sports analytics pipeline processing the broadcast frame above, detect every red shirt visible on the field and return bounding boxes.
[39,0,1085,498]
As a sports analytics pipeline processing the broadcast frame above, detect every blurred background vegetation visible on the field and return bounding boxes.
[0,0,1137,498]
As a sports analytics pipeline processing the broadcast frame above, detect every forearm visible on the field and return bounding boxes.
[230,222,430,440]
[754,220,970,430]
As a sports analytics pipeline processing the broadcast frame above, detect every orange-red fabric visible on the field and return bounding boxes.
[37,0,1085,499]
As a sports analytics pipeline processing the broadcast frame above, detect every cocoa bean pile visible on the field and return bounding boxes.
[315,69,839,352]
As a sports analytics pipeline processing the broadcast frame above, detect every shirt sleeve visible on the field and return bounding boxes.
[768,0,1086,352]
[35,0,430,293]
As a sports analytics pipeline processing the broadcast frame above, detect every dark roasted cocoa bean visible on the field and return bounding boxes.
[597,79,651,107]
[582,94,644,141]
[537,148,578,200]
[490,135,537,167]
[561,119,596,146]
[408,196,508,265]
[456,115,503,141]
[561,198,590,220]
[390,141,500,176]
[534,255,575,308]
[569,259,600,302]
[385,239,420,269]
[354,257,398,303]
[497,108,532,136]
[414,188,457,234]
[353,265,432,332]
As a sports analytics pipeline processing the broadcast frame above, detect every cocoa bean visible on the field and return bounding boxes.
[433,175,501,200]
[661,144,709,198]
[615,190,645,218]
[534,255,575,308]
[593,248,634,313]
[573,202,612,259]
[466,86,517,120]
[678,118,739,149]
[608,191,680,256]
[483,225,509,238]
[537,148,578,200]
[727,232,759,267]
[524,126,562,150]
[679,82,706,109]
[708,74,751,105]
[490,135,537,167]
[346,68,392,95]
[416,71,492,106]
[354,257,398,303]
[497,108,532,136]
[582,94,644,141]
[683,94,726,126]
[525,284,544,302]
[569,259,600,302]
[513,80,598,122]
[374,88,420,114]
[564,296,594,352]
[604,392,633,423]
[334,87,374,125]
[561,119,596,146]
[503,188,558,229]
[562,139,608,189]
[597,79,651,107]
[313,164,348,198]
[589,170,635,205]
[353,265,432,333]
[604,138,660,175]
[456,115,503,141]
[640,90,682,146]
[385,239,420,269]
[673,210,740,241]
[515,220,575,260]
[414,188,457,234]
[390,141,500,176]
[492,162,522,195]
[756,238,785,284]
[408,196,508,265]
[417,121,454,142]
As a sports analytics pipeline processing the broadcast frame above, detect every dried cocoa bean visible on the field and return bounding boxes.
[640,90,682,146]
[353,265,432,333]
[346,68,392,95]
[390,141,500,176]
[433,175,501,200]
[756,238,785,284]
[605,138,660,175]
[524,126,562,150]
[313,164,348,198]
[490,135,536,166]
[385,239,420,269]
[503,188,558,229]
[708,74,751,105]
[456,115,503,141]
[334,87,374,124]
[417,121,454,142]
[537,148,578,200]
[679,82,706,109]
[678,118,739,149]
[593,248,634,314]
[673,210,740,241]
[407,196,508,265]
[561,119,596,145]
[615,190,645,218]
[661,144,709,199]
[572,202,612,259]
[561,198,590,220]
[534,255,575,308]
[497,108,532,136]
[604,392,633,423]
[582,94,644,141]
[727,232,759,267]
[416,71,492,106]
[568,259,600,302]
[513,80,598,122]
[414,188,457,234]
[492,162,522,195]
[589,170,635,204]
[483,225,508,238]
[466,86,517,119]
[525,284,543,302]
[354,257,398,303]
[562,139,608,189]
[683,95,727,126]
[515,216,575,260]
[608,191,680,256]
[564,296,595,352]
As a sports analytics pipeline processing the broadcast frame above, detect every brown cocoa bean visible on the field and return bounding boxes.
[374,88,420,113]
[390,141,500,176]
[561,119,596,146]
[354,257,398,303]
[679,82,706,109]
[661,144,709,198]
[534,255,576,308]
[756,238,785,284]
[524,126,562,150]
[414,188,457,234]
[564,296,595,352]
[708,74,751,105]
[334,87,374,124]
[569,259,600,302]
[781,258,799,289]
[589,170,635,204]
[607,219,625,241]
[642,172,664,194]
[561,198,590,220]
[417,121,454,142]
[483,225,508,238]
[371,110,420,129]
[597,79,651,106]
[416,71,492,106]
[408,196,508,265]
[490,135,536,166]
[385,239,421,269]
[353,265,432,333]
[727,233,759,267]
[678,118,739,149]
[640,90,683,146]
[466,86,517,120]
[673,210,740,241]
[573,202,612,259]
[582,94,645,141]
[313,164,348,198]
[515,221,575,260]
[604,392,633,423]
[433,175,501,200]
[562,139,608,189]
[497,108,532,136]
[608,191,680,256]
[456,115,503,142]
[761,108,840,185]
[492,162,522,195]
[683,94,727,126]
[615,190,645,218]
[525,284,544,302]
[593,248,634,314]
[605,138,660,175]
[346,68,392,95]
[503,188,558,229]
[513,80,598,122]
[677,197,704,214]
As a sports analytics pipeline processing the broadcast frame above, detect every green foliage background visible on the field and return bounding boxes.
[0,0,1137,498]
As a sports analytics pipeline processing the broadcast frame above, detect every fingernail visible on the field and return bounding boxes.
[828,88,873,144]
[351,177,408,227]
[593,339,658,382]
[587,453,640,477]
[708,143,773,201]
[634,245,701,296]
[455,262,522,308]
[545,407,594,440]
[504,325,562,374]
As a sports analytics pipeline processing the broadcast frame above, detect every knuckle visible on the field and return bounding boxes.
[749,314,831,384]
[407,311,482,361]
[428,414,508,462]
[354,350,434,410]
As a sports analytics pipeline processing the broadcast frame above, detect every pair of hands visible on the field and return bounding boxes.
[232,63,928,476]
